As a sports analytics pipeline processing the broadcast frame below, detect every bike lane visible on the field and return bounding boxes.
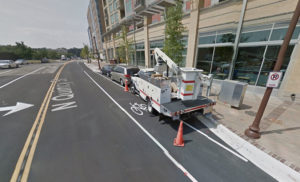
[79,62,276,182]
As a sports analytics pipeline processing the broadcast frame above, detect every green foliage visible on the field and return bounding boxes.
[0,42,33,60]
[163,0,185,65]
[67,48,82,57]
[80,44,90,60]
[0,42,82,60]
[116,46,126,63]
[118,25,134,64]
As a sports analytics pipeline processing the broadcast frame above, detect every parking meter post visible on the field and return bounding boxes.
[245,0,300,139]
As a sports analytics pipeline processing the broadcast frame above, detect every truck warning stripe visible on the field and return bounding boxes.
[139,89,161,106]
[181,93,193,96]
[151,98,161,106]
[182,80,195,83]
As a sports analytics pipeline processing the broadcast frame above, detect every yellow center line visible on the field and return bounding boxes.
[10,62,70,182]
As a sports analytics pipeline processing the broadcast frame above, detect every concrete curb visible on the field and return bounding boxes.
[199,114,300,182]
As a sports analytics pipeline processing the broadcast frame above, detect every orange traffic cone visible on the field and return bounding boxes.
[124,80,129,92]
[174,121,184,147]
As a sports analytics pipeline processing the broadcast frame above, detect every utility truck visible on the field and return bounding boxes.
[131,48,215,120]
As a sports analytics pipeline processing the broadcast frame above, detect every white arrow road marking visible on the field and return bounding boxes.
[0,102,34,116]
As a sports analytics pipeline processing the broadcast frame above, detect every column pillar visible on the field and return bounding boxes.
[186,0,203,67]
[144,16,152,68]
[112,33,116,59]
[279,40,300,97]
[104,36,109,62]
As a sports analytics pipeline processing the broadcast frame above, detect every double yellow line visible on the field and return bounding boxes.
[10,62,69,182]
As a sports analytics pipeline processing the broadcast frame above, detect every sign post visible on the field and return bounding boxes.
[245,0,300,139]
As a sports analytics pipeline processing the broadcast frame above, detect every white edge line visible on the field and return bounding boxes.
[85,62,248,162]
[0,67,45,89]
[96,72,124,88]
[84,71,198,182]
[200,115,300,182]
[0,70,12,75]
[83,62,124,89]
[182,121,248,162]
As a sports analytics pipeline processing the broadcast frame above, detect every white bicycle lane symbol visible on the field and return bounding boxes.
[130,102,147,116]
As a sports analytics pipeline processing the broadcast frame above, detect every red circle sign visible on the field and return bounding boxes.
[270,73,279,80]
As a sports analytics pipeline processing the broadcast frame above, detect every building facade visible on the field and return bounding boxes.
[88,0,300,96]
[87,0,106,57]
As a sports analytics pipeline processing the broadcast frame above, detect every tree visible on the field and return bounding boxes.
[118,25,134,65]
[68,48,82,57]
[15,42,33,59]
[0,42,82,60]
[163,0,185,65]
[80,44,90,63]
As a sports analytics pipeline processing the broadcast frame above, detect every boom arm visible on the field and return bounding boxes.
[154,48,181,75]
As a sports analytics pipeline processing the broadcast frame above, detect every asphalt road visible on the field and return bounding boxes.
[0,61,276,182]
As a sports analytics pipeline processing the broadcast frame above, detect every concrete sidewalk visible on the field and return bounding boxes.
[207,81,300,173]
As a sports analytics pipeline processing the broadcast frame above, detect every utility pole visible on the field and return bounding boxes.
[245,0,300,139]
[93,36,101,70]
[228,0,248,80]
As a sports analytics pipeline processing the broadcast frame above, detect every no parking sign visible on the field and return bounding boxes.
[266,72,282,88]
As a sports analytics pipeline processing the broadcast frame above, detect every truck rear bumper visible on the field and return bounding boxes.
[161,96,216,118]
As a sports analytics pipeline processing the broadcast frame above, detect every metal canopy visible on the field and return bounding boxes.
[156,0,176,8]
[102,0,175,37]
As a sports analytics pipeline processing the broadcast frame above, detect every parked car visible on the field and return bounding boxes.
[41,57,49,63]
[101,64,115,77]
[0,60,18,69]
[15,59,28,65]
[110,65,139,86]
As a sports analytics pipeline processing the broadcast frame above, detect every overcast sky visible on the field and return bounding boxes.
[0,0,90,49]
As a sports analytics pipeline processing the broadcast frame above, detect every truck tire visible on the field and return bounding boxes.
[130,85,136,94]
[120,79,124,86]
[147,98,153,113]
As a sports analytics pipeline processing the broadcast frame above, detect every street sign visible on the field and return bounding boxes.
[266,72,282,88]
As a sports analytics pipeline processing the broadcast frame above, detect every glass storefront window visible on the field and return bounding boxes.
[115,13,119,24]
[211,47,233,79]
[113,0,117,10]
[256,45,295,86]
[270,26,300,41]
[136,51,145,66]
[196,48,214,74]
[110,14,114,24]
[181,36,188,46]
[150,40,164,49]
[109,4,113,13]
[240,30,271,43]
[129,52,136,65]
[233,46,266,84]
[136,43,144,50]
[216,33,235,43]
[198,35,216,45]
[179,48,187,67]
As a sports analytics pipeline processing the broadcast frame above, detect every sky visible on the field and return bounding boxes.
[0,0,90,49]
